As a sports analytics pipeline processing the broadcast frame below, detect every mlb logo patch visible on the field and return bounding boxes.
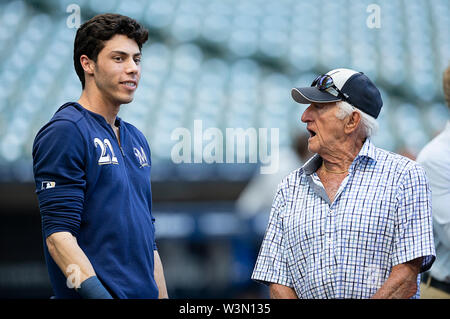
[42,181,56,190]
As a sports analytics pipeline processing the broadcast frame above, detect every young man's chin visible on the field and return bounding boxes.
[116,93,135,105]
[120,97,134,105]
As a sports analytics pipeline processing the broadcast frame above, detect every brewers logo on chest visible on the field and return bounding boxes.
[133,146,149,168]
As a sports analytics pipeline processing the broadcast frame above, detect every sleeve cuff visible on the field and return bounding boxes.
[251,270,293,287]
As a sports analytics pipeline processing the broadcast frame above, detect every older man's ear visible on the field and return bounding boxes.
[344,110,362,135]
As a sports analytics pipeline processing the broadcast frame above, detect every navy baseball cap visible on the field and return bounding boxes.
[291,68,383,119]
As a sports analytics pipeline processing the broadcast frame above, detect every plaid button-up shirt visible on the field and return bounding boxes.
[252,139,435,298]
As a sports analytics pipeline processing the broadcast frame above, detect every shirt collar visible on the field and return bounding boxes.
[302,154,322,176]
[301,138,377,176]
[69,102,123,128]
[355,138,377,162]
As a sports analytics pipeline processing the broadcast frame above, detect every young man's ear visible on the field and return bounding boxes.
[344,110,361,135]
[80,55,95,75]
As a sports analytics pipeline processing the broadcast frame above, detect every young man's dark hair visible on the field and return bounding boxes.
[74,13,149,89]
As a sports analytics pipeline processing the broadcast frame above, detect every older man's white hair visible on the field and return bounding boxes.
[335,101,379,138]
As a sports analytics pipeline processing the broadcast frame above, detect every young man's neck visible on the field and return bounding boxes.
[78,86,120,127]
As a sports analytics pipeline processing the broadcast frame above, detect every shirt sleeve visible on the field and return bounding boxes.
[32,119,86,239]
[251,181,293,287]
[391,164,436,272]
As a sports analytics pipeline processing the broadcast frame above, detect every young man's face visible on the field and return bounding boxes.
[91,34,142,105]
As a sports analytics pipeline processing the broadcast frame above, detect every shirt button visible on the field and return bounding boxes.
[327,270,333,275]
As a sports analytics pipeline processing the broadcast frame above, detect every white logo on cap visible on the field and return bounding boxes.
[326,68,359,90]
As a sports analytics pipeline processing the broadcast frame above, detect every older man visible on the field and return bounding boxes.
[251,68,435,299]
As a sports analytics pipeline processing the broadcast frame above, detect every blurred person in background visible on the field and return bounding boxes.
[32,14,167,299]
[236,132,312,218]
[417,65,450,299]
[251,68,435,299]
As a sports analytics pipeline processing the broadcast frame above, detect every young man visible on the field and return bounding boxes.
[32,14,168,299]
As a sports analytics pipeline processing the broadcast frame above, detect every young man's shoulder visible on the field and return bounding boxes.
[37,102,83,135]
[33,102,93,156]
[52,102,85,123]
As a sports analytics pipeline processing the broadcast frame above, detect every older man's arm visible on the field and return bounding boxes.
[269,283,298,299]
[371,257,422,299]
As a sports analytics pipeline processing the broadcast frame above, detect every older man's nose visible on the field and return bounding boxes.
[301,105,313,123]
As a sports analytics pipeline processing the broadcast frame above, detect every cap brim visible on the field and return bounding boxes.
[291,87,342,104]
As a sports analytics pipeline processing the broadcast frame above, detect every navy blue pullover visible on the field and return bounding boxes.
[32,102,158,298]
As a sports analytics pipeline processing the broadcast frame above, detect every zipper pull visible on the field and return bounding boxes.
[120,146,125,157]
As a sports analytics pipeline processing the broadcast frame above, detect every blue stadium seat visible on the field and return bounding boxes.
[0,0,448,179]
